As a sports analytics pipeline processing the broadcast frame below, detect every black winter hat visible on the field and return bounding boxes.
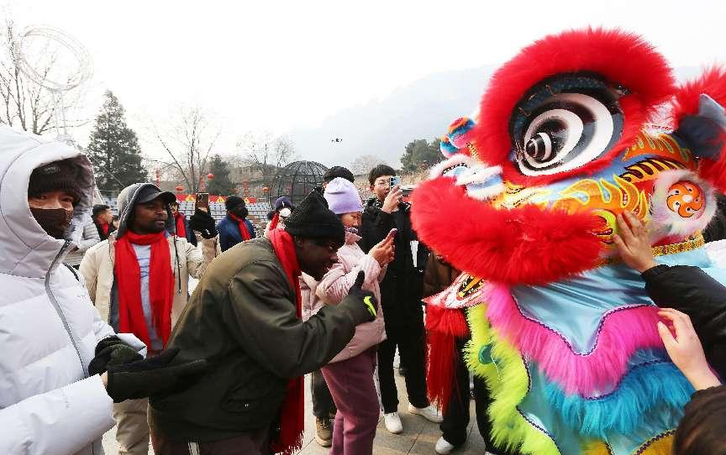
[323,166,355,184]
[285,190,345,245]
[225,196,245,211]
[28,159,82,204]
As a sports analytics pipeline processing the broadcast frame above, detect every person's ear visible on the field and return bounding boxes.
[292,236,306,248]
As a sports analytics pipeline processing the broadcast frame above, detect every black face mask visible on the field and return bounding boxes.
[30,207,73,239]
[231,206,248,219]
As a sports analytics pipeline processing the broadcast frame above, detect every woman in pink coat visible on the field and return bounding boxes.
[301,177,394,455]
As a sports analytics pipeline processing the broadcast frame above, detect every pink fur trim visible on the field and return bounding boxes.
[485,284,663,395]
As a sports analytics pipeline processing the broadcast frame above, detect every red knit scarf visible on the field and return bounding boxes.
[267,229,304,455]
[229,213,252,241]
[269,211,280,231]
[174,212,187,239]
[115,230,175,348]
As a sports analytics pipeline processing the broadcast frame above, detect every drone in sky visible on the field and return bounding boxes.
[331,138,343,143]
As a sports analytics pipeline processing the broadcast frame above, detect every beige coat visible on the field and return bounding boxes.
[79,233,218,327]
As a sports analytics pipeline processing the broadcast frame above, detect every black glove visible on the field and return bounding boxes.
[106,347,208,403]
[342,271,378,323]
[188,209,217,239]
[89,336,143,376]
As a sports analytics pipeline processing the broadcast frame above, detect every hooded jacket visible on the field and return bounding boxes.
[79,183,218,332]
[0,126,123,454]
[301,230,386,363]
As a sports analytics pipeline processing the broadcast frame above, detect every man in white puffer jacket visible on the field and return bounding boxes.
[0,126,205,455]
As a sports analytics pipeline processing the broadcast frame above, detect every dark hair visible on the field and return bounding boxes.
[324,166,355,184]
[169,200,179,207]
[92,204,110,219]
[673,385,726,455]
[368,164,397,186]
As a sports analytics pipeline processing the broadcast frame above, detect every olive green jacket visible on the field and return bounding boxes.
[149,237,368,442]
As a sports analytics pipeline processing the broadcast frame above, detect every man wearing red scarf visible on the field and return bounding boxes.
[217,196,257,252]
[149,190,379,455]
[80,183,219,455]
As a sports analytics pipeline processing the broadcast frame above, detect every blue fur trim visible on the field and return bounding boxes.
[543,360,693,439]
[440,136,459,155]
[449,117,475,141]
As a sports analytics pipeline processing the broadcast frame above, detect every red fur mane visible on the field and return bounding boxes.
[670,67,726,193]
[411,177,605,285]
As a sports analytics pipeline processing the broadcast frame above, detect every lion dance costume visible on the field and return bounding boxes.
[413,29,726,454]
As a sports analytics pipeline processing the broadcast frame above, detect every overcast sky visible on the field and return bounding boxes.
[3,0,726,160]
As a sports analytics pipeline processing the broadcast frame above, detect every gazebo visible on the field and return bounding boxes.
[269,160,329,206]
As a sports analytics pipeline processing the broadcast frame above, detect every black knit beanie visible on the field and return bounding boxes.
[28,159,82,204]
[225,196,245,211]
[285,190,345,245]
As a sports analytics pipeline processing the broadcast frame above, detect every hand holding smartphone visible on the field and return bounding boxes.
[195,192,209,213]
[385,228,398,243]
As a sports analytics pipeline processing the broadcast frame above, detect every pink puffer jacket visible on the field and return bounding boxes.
[301,230,386,363]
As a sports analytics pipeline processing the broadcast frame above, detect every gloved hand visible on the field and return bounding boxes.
[342,271,378,323]
[189,209,217,239]
[89,336,143,376]
[105,347,207,403]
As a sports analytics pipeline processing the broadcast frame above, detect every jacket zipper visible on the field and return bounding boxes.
[47,241,99,454]
[46,240,88,377]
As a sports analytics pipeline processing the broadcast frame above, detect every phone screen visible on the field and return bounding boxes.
[196,192,210,211]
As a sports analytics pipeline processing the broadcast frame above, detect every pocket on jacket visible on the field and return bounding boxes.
[221,378,281,414]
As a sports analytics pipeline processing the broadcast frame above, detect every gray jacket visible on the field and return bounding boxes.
[64,218,101,266]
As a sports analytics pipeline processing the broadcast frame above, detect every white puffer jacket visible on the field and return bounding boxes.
[0,127,138,455]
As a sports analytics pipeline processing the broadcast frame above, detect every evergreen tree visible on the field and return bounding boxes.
[206,154,236,196]
[87,91,147,192]
[400,138,443,173]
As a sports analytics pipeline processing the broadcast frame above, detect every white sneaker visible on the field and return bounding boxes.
[407,403,444,423]
[435,436,456,454]
[384,412,404,434]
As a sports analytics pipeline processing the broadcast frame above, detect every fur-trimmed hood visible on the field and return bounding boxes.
[0,126,95,278]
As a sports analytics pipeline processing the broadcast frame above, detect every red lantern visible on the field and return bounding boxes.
[207,173,214,180]
[175,185,184,193]
[262,187,269,193]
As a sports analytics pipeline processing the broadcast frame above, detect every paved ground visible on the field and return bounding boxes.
[103,370,488,455]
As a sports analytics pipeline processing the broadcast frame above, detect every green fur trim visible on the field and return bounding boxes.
[465,304,561,455]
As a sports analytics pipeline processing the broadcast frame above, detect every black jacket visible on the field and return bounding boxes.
[704,195,726,242]
[642,264,726,379]
[360,197,429,328]
[149,238,369,442]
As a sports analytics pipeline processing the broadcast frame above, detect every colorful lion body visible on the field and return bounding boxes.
[415,29,726,455]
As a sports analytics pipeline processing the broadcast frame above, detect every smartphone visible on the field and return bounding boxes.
[195,192,210,212]
[401,186,414,197]
[385,228,398,242]
[389,176,401,189]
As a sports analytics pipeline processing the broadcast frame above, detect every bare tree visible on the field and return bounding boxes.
[237,131,296,185]
[152,106,221,194]
[350,154,388,176]
[0,20,84,135]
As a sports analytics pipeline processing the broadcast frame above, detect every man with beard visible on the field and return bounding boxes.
[80,183,219,454]
[148,190,379,455]
[217,195,256,251]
